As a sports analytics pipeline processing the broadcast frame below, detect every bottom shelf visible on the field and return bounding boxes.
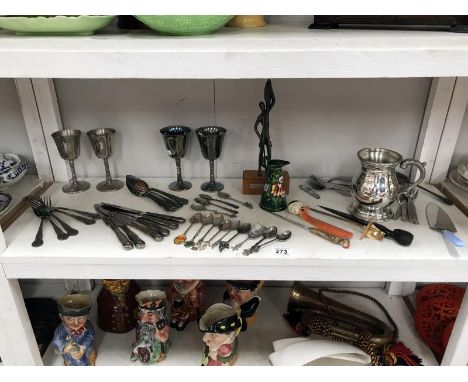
[42,286,438,366]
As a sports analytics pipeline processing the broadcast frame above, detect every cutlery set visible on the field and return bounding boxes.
[25,195,99,247]
[94,203,185,250]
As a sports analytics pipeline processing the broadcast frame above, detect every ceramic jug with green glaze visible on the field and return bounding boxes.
[260,160,289,212]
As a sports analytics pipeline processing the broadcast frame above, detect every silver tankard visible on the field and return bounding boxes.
[348,148,425,222]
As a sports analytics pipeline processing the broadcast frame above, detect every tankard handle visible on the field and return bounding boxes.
[399,159,427,196]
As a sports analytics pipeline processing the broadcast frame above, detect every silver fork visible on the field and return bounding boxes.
[43,195,96,225]
[41,197,79,235]
[25,196,69,241]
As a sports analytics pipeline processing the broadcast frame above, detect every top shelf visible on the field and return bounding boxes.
[2,24,468,79]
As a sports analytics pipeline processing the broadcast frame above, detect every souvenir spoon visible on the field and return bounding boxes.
[194,197,238,215]
[199,194,239,209]
[242,226,277,255]
[174,213,203,244]
[219,222,251,252]
[217,191,253,209]
[201,219,233,250]
[192,214,225,250]
[211,220,239,248]
[232,224,267,251]
[243,230,291,256]
[184,214,213,248]
[191,203,236,218]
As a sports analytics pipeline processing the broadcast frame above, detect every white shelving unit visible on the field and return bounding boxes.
[0,23,467,366]
[2,25,468,79]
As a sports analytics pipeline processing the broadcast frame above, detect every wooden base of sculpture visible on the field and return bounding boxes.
[242,170,289,195]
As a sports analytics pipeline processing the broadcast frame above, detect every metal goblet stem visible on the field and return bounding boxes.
[87,128,124,192]
[51,129,90,194]
[160,126,192,191]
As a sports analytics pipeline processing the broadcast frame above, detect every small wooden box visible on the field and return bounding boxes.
[242,170,290,195]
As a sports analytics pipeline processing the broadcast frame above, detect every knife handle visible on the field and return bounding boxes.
[109,223,133,250]
[129,220,164,242]
[442,230,464,247]
[120,225,146,249]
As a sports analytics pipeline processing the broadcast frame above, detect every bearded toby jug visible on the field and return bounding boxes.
[131,290,170,364]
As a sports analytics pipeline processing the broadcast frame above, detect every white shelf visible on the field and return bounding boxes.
[2,178,468,281]
[2,24,468,79]
[42,286,438,366]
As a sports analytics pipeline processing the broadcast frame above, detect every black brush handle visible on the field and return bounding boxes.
[319,205,414,246]
[418,185,453,206]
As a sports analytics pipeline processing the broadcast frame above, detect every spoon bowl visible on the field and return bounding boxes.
[276,230,292,241]
[174,213,202,244]
[184,213,213,248]
[232,224,267,250]
[218,222,251,251]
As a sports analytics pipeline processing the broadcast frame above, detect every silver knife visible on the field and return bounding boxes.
[426,202,464,247]
[95,205,133,250]
[107,212,146,249]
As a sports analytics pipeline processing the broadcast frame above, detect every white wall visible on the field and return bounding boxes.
[55,78,431,180]
[0,79,37,174]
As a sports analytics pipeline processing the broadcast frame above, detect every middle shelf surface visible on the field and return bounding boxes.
[41,286,438,366]
[2,178,468,281]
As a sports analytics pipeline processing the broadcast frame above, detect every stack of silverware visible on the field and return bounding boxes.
[94,203,185,250]
[126,175,188,212]
[25,195,100,247]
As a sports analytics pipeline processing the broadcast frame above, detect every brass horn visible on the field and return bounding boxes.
[286,282,394,346]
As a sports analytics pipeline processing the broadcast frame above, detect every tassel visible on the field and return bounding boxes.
[380,341,423,366]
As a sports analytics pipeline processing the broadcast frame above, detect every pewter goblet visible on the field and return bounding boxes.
[196,126,226,192]
[160,126,192,191]
[87,128,124,192]
[51,129,90,194]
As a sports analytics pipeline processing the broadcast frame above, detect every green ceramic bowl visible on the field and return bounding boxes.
[135,15,233,36]
[0,15,116,36]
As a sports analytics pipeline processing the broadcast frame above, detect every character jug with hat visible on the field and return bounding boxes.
[224,280,263,331]
[53,293,96,366]
[199,303,242,366]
